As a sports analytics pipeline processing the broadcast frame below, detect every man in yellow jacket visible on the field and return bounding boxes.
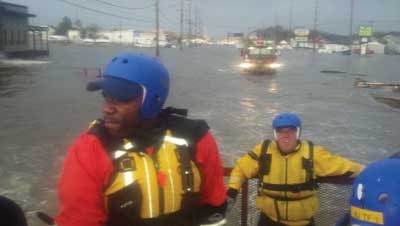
[227,113,364,226]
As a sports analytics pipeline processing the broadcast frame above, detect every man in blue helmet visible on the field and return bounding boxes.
[54,53,227,226]
[227,112,364,226]
[335,155,400,226]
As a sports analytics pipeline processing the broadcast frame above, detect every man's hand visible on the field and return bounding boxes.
[226,188,239,212]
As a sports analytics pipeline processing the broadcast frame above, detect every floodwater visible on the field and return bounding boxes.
[0,44,399,225]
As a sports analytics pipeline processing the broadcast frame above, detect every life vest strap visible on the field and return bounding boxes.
[261,191,315,201]
[258,139,272,177]
[247,151,258,160]
[177,144,195,193]
[260,180,318,193]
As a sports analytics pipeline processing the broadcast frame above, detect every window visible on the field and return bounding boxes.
[23,31,27,44]
[10,30,14,45]
[17,30,21,45]
[4,30,7,45]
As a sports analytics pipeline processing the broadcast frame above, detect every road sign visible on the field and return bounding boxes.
[359,26,373,37]
[295,36,308,42]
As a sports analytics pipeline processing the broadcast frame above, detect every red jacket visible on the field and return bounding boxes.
[55,130,226,226]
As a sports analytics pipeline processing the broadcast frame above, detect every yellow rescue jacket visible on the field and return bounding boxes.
[229,140,364,226]
[104,130,201,219]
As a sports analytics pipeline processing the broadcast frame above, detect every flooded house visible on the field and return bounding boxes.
[0,1,49,58]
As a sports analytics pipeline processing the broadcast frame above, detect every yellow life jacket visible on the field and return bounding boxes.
[104,130,201,219]
[254,140,318,225]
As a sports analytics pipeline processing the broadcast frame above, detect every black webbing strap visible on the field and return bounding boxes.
[247,151,258,160]
[261,190,315,201]
[258,139,272,177]
[178,145,194,194]
[260,180,318,193]
[304,141,314,183]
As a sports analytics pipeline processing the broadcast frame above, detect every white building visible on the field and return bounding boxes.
[133,30,167,47]
[365,41,385,54]
[318,44,350,54]
[99,29,135,45]
[67,29,81,42]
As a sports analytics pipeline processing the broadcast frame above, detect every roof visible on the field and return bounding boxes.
[0,1,36,17]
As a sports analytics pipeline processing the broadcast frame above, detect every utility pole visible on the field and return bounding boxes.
[349,0,354,55]
[289,0,293,32]
[313,0,319,52]
[119,21,122,45]
[179,0,184,50]
[198,11,203,40]
[194,6,198,46]
[155,0,160,57]
[187,0,192,47]
[274,12,278,52]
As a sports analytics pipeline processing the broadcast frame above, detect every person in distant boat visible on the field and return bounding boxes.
[335,155,400,226]
[54,53,227,226]
[227,112,365,226]
[0,196,27,226]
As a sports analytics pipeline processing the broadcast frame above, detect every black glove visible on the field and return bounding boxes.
[226,188,239,212]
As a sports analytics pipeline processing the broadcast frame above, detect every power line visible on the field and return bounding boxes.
[313,0,319,51]
[85,0,153,20]
[156,0,160,57]
[57,0,153,23]
[89,0,153,10]
[179,0,184,50]
[187,0,192,43]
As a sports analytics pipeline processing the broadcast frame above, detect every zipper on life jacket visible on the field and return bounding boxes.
[285,158,288,221]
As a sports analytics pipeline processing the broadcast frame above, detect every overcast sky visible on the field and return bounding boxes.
[9,0,400,38]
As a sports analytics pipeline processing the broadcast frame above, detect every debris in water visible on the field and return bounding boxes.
[320,70,347,74]
[354,78,400,89]
[371,95,400,109]
[349,73,368,77]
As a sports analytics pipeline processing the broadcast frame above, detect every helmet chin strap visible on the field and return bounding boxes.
[296,126,301,140]
[140,85,146,105]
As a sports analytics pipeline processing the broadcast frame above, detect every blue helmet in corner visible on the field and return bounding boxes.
[272,113,302,139]
[90,53,169,119]
[349,159,400,226]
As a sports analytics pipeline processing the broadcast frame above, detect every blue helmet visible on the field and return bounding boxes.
[272,113,301,129]
[349,159,400,226]
[95,53,169,119]
[272,113,302,139]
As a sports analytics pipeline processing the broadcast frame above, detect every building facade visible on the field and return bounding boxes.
[99,29,135,44]
[0,1,48,57]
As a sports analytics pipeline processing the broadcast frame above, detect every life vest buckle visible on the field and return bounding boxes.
[119,157,135,172]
